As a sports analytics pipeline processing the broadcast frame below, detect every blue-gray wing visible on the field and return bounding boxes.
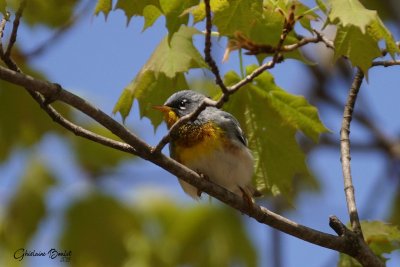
[202,108,248,146]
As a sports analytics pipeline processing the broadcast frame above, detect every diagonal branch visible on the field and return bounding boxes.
[372,60,400,67]
[0,63,349,254]
[0,4,391,266]
[340,68,364,236]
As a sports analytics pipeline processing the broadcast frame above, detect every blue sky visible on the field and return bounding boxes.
[1,1,399,266]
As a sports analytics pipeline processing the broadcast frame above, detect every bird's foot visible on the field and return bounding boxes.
[239,186,254,212]
[197,173,210,198]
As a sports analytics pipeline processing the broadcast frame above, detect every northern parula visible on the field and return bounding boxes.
[155,90,256,199]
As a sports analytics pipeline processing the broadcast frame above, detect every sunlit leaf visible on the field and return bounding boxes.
[333,25,381,74]
[116,0,197,36]
[0,0,6,16]
[72,124,132,177]
[0,158,56,249]
[9,0,79,27]
[223,68,323,199]
[389,190,400,226]
[325,0,399,72]
[113,26,206,126]
[61,194,138,267]
[249,65,329,141]
[142,5,162,31]
[0,81,70,161]
[327,0,376,32]
[94,0,112,18]
[338,221,400,266]
[115,0,160,24]
[125,198,257,267]
[362,221,400,256]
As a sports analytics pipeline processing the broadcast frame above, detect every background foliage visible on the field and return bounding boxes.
[0,0,399,266]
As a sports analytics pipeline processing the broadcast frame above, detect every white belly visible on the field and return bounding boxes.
[178,145,254,199]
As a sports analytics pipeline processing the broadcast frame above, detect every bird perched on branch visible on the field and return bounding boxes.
[154,90,258,201]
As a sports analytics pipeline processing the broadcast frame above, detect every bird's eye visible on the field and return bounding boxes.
[178,99,188,110]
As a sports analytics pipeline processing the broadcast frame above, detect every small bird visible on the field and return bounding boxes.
[154,90,256,200]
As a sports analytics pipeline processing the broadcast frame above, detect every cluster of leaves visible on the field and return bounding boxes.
[61,193,256,267]
[95,0,400,263]
[107,0,330,200]
[0,2,259,267]
[318,0,399,74]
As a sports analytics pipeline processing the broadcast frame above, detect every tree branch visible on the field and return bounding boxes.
[0,63,356,257]
[0,4,389,266]
[372,60,400,67]
[340,68,364,235]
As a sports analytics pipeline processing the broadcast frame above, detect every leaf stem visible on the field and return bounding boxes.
[239,48,245,78]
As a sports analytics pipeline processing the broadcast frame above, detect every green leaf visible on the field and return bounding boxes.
[127,198,257,267]
[0,158,56,249]
[115,0,160,24]
[113,26,206,125]
[94,0,112,18]
[338,221,400,266]
[114,71,188,126]
[9,0,79,27]
[223,69,320,199]
[316,0,328,14]
[389,190,400,226]
[338,253,361,267]
[182,0,229,24]
[142,5,162,31]
[213,0,262,37]
[327,0,399,71]
[253,72,330,142]
[0,80,71,161]
[61,193,139,267]
[334,25,381,74]
[143,26,207,78]
[116,0,197,36]
[160,0,199,37]
[367,17,399,58]
[362,221,400,256]
[0,0,6,16]
[72,124,132,177]
[327,0,376,33]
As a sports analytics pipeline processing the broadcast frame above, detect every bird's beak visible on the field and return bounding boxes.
[152,105,172,114]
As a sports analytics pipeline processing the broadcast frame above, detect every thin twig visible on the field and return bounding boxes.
[5,0,25,58]
[28,89,138,155]
[0,12,9,54]
[152,97,217,152]
[372,60,400,67]
[340,68,364,236]
[312,29,335,50]
[203,0,228,95]
[0,11,20,72]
